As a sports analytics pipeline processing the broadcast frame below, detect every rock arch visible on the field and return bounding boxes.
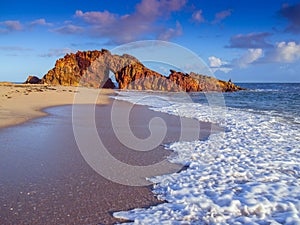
[37,49,244,92]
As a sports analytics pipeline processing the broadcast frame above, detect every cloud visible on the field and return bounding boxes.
[72,0,187,43]
[192,10,205,23]
[40,48,73,57]
[135,0,187,18]
[234,48,263,68]
[30,19,52,27]
[278,3,300,33]
[0,20,22,33]
[0,46,32,51]
[211,41,300,73]
[226,32,273,49]
[212,9,232,24]
[208,56,232,73]
[75,10,117,25]
[158,21,182,41]
[209,56,223,67]
[52,25,84,34]
[0,46,33,57]
[70,42,103,47]
[263,41,300,63]
[0,19,52,33]
[210,48,263,73]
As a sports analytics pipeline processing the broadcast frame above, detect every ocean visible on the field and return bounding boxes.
[113,83,300,224]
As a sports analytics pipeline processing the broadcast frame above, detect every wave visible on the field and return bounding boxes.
[235,86,282,92]
[112,91,300,224]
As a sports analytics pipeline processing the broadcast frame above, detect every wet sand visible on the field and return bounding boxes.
[0,88,217,224]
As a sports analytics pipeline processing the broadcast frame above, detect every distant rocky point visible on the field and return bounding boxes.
[25,49,244,92]
[24,76,42,84]
[0,81,14,86]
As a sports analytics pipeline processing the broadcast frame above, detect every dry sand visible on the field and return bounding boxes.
[0,83,113,128]
[0,83,215,224]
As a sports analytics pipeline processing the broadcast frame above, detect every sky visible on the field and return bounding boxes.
[1,0,300,82]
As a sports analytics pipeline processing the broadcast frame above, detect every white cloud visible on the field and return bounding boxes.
[208,56,232,73]
[209,56,223,67]
[235,48,263,68]
[209,48,263,74]
[208,41,300,75]
[264,41,300,63]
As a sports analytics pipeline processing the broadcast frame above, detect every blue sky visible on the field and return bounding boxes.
[1,0,300,82]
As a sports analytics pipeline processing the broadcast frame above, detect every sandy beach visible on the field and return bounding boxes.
[2,1,299,223]
[0,83,113,129]
[0,84,213,224]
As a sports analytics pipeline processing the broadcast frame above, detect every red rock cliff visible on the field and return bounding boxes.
[28,49,244,92]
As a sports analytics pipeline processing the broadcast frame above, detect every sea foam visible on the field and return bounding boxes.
[112,91,300,224]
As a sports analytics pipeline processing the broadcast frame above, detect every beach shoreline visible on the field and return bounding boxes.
[0,84,213,224]
[0,83,114,129]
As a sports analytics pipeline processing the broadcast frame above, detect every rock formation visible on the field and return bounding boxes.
[26,49,244,92]
[24,76,42,84]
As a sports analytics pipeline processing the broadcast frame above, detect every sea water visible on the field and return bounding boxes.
[113,83,300,224]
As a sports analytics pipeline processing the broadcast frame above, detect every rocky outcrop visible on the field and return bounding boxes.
[26,49,244,92]
[24,76,42,84]
[42,50,109,87]
[113,65,244,92]
[167,70,243,92]
[114,61,165,90]
[41,50,140,89]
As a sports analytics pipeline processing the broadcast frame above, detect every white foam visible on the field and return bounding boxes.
[249,89,280,92]
[112,91,300,224]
